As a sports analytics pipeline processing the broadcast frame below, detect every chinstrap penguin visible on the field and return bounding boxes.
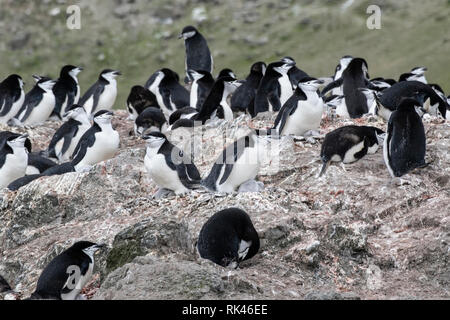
[0,74,25,125]
[134,107,168,136]
[0,133,29,189]
[51,65,83,119]
[126,85,159,121]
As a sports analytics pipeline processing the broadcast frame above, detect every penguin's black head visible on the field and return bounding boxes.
[281,56,296,66]
[270,61,293,75]
[170,118,196,130]
[135,107,166,136]
[411,66,427,74]
[36,77,56,92]
[142,131,168,148]
[127,86,158,120]
[297,77,324,91]
[61,65,83,77]
[70,241,106,256]
[0,132,31,153]
[179,25,198,40]
[397,98,422,112]
[5,133,29,150]
[63,104,87,120]
[346,58,369,78]
[217,69,236,80]
[93,110,114,124]
[187,69,208,81]
[3,74,24,89]
[160,68,180,82]
[100,69,121,81]
[250,62,266,75]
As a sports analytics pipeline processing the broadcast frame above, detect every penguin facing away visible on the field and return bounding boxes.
[273,77,324,136]
[231,61,266,114]
[0,133,29,189]
[79,69,121,115]
[71,110,120,172]
[47,104,91,162]
[126,85,159,121]
[134,107,168,136]
[319,125,384,177]
[179,26,214,83]
[384,98,426,178]
[197,208,260,269]
[13,77,57,126]
[142,131,201,195]
[0,74,25,124]
[51,65,83,119]
[29,241,105,300]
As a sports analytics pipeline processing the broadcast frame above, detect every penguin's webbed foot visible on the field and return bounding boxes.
[238,180,264,193]
[153,188,175,199]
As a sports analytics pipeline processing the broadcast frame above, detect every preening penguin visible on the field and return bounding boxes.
[126,85,159,121]
[47,104,91,162]
[253,60,294,116]
[319,125,384,177]
[179,26,213,83]
[197,208,260,269]
[72,110,120,172]
[29,241,105,300]
[202,130,267,193]
[134,107,168,136]
[147,68,190,117]
[51,65,83,119]
[26,153,57,175]
[79,69,121,115]
[188,69,215,110]
[281,56,309,89]
[12,77,56,126]
[273,77,324,136]
[230,61,266,114]
[384,98,426,178]
[0,133,29,189]
[142,132,201,195]
[0,74,25,125]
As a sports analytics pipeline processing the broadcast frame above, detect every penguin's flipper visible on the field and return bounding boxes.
[320,78,343,97]
[17,93,42,122]
[71,127,97,165]
[48,121,78,157]
[161,88,172,112]
[0,94,13,117]
[8,174,42,191]
[267,92,282,112]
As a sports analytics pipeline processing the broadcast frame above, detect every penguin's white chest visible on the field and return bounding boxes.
[98,82,117,112]
[336,98,350,119]
[0,91,25,124]
[190,80,199,108]
[80,128,119,167]
[342,140,365,163]
[220,98,234,121]
[216,146,260,193]
[60,261,94,300]
[282,98,324,136]
[278,74,293,106]
[0,148,28,189]
[144,150,187,194]
[23,92,55,125]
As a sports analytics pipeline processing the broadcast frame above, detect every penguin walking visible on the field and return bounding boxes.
[51,65,83,119]
[321,58,374,118]
[142,132,201,196]
[179,26,213,83]
[197,208,260,269]
[194,76,239,123]
[319,125,384,177]
[29,241,105,300]
[188,69,215,110]
[273,77,324,136]
[253,60,295,116]
[384,98,426,178]
[134,107,168,136]
[79,69,121,116]
[331,55,353,95]
[147,68,190,117]
[12,77,56,126]
[202,130,267,193]
[71,110,120,172]
[230,62,266,114]
[46,104,91,162]
[0,74,25,124]
[281,56,309,89]
[0,133,28,189]
[126,85,159,121]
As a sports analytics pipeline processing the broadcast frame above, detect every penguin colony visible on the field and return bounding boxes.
[1,25,449,300]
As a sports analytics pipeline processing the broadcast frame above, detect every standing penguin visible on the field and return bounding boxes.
[202,130,267,193]
[72,110,120,172]
[142,132,201,195]
[384,98,426,178]
[78,69,121,116]
[0,133,28,189]
[126,85,159,121]
[197,208,260,269]
[331,55,353,96]
[179,26,213,83]
[194,76,239,123]
[319,125,384,177]
[29,241,105,300]
[273,77,324,136]
[12,77,56,126]
[51,65,83,119]
[188,69,215,110]
[46,104,91,162]
[253,60,295,116]
[281,56,309,89]
[0,74,25,124]
[134,107,168,136]
[147,68,190,117]
[321,58,373,118]
[230,62,266,114]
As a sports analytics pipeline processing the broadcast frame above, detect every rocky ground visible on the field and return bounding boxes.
[0,111,449,300]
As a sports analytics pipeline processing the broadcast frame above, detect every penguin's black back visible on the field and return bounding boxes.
[47,118,81,158]
[197,208,260,267]
[185,32,212,74]
[231,62,265,113]
[127,85,159,114]
[342,59,369,118]
[136,107,166,130]
[28,153,57,173]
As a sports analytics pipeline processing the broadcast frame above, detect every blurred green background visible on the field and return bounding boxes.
[0,0,449,111]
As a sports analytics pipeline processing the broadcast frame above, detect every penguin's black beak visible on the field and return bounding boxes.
[178,33,184,39]
[95,243,107,249]
[114,71,122,76]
